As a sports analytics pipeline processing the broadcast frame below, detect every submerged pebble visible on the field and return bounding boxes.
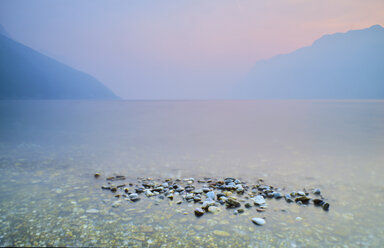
[86,209,99,214]
[251,218,266,226]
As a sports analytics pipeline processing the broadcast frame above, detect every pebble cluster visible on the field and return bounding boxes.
[96,174,330,226]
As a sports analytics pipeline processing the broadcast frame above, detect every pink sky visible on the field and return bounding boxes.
[1,0,384,98]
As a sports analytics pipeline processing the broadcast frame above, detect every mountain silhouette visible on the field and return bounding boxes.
[0,32,119,100]
[235,25,384,99]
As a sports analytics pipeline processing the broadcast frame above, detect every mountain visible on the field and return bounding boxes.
[0,24,11,38]
[0,32,119,100]
[235,25,384,99]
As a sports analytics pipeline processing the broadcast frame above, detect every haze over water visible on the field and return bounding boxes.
[0,100,383,247]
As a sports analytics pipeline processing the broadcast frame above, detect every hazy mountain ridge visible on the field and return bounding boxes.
[236,25,384,99]
[0,31,119,100]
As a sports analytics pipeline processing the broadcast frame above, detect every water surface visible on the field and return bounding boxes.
[0,100,383,247]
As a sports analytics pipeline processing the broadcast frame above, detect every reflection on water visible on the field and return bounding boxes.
[0,100,384,247]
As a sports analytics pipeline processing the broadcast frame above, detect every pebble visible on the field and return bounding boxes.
[194,208,205,217]
[202,199,217,209]
[313,188,321,195]
[206,191,215,200]
[194,189,203,194]
[213,230,230,237]
[86,209,99,214]
[251,218,266,226]
[252,195,266,205]
[112,201,121,208]
[322,203,330,211]
[225,197,241,208]
[129,193,140,202]
[273,192,282,199]
[208,206,221,214]
[237,208,245,214]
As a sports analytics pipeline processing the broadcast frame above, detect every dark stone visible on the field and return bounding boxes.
[224,178,236,184]
[313,199,324,206]
[216,193,226,199]
[244,202,252,208]
[322,203,330,211]
[194,208,205,217]
[135,187,144,194]
[295,196,311,204]
[226,197,241,208]
[185,185,195,192]
[237,208,245,214]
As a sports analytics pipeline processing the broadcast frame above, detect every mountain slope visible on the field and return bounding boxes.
[236,25,384,99]
[0,33,119,99]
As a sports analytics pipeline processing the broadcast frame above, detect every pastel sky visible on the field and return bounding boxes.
[1,0,384,99]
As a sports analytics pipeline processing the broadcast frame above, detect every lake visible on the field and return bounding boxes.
[0,100,383,247]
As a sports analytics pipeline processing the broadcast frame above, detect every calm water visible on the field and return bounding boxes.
[0,100,383,247]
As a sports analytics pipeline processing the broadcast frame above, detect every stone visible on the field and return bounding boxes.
[252,195,266,205]
[202,188,211,193]
[295,196,311,204]
[167,194,174,200]
[202,200,217,210]
[322,203,330,211]
[194,208,205,217]
[185,185,195,192]
[225,197,241,208]
[313,188,321,195]
[284,194,294,203]
[206,191,215,200]
[112,200,121,208]
[193,195,202,202]
[129,193,140,202]
[244,202,252,208]
[194,189,203,194]
[208,206,221,214]
[273,192,282,199]
[144,189,154,197]
[86,209,99,214]
[224,178,235,184]
[252,218,266,226]
[135,187,144,194]
[213,230,230,237]
[94,173,101,178]
[313,199,324,206]
[236,184,244,193]
[162,182,169,188]
[237,208,245,214]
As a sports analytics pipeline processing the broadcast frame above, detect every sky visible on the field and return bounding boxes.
[1,0,384,99]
